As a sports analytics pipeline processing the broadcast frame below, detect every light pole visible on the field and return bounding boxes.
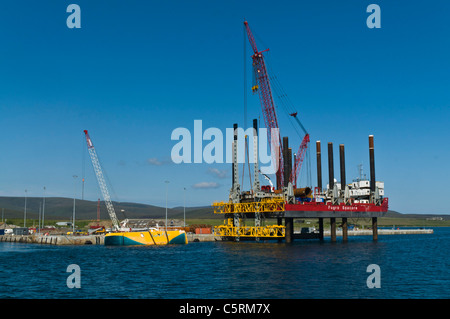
[165,181,169,232]
[42,186,46,229]
[82,178,85,201]
[121,209,126,228]
[72,175,78,234]
[38,202,41,235]
[24,189,27,228]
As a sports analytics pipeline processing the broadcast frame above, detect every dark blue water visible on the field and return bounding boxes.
[0,228,449,299]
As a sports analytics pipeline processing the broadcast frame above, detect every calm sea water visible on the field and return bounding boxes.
[0,227,449,299]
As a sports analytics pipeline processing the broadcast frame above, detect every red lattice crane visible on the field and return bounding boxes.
[244,21,284,189]
[289,112,310,188]
[244,21,309,189]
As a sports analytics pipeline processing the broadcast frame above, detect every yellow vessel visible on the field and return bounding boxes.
[104,229,188,246]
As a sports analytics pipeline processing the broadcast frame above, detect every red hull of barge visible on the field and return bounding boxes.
[285,198,388,213]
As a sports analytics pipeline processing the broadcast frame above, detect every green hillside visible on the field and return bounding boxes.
[0,196,448,225]
[0,196,217,221]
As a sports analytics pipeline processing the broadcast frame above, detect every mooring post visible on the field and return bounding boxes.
[372,217,378,241]
[285,218,294,243]
[330,217,336,242]
[342,217,348,242]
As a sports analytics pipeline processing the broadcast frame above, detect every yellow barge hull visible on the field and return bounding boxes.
[105,230,188,246]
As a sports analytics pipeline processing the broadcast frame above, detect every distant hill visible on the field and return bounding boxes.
[0,196,218,221]
[172,206,218,219]
[385,210,450,220]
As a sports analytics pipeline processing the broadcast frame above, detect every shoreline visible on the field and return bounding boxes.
[0,228,434,245]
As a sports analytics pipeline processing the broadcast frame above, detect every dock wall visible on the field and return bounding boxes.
[189,228,433,242]
[0,234,104,245]
[321,228,433,237]
[0,229,433,245]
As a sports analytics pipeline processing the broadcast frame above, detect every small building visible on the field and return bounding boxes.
[56,222,73,227]
[13,227,29,235]
[195,228,212,234]
[0,223,10,235]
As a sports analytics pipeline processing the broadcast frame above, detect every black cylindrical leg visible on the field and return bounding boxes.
[330,217,336,242]
[369,135,376,194]
[328,143,334,190]
[319,218,324,241]
[285,218,294,243]
[342,217,348,242]
[372,217,378,241]
[339,144,346,190]
[316,141,322,192]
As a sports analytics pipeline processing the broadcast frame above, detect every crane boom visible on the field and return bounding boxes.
[244,21,284,189]
[289,113,310,187]
[290,133,310,187]
[245,21,311,189]
[83,130,120,231]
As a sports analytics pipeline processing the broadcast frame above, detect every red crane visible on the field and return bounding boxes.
[244,21,284,189]
[244,21,309,189]
[289,112,310,188]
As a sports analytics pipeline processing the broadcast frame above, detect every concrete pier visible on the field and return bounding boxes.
[187,233,217,242]
[0,234,104,245]
[322,228,433,237]
[0,228,434,245]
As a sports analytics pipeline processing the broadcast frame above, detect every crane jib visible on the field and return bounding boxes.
[83,130,95,149]
[245,21,285,187]
[84,130,121,231]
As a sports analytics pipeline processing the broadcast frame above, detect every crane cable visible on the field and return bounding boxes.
[242,23,253,191]
[243,22,248,130]
[265,53,313,187]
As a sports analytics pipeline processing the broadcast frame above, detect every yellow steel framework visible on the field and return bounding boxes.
[213,198,286,239]
[214,224,285,238]
[212,198,285,214]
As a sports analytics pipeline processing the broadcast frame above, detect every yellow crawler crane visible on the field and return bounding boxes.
[213,198,286,240]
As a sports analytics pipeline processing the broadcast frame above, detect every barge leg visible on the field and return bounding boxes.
[372,217,378,241]
[318,218,324,241]
[285,217,294,243]
[316,141,322,192]
[342,217,348,242]
[330,217,336,242]
[369,135,376,199]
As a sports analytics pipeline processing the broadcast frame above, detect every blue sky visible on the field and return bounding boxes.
[1,0,450,214]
